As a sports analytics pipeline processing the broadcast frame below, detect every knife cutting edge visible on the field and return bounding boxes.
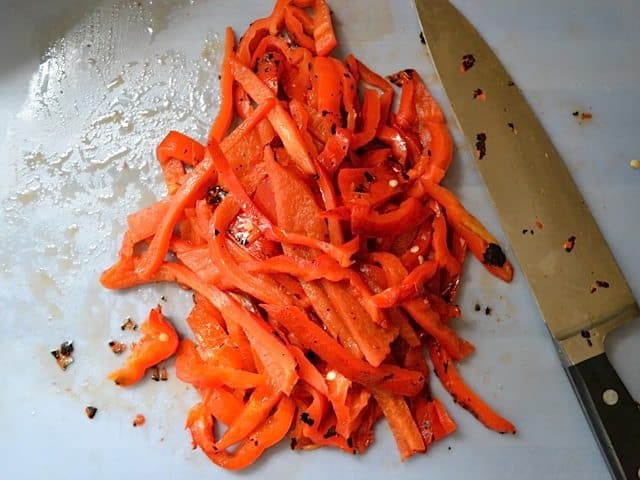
[413,0,640,478]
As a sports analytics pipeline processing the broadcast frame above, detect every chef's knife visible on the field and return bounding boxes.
[414,1,640,478]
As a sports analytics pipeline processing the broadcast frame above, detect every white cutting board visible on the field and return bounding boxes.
[0,1,638,478]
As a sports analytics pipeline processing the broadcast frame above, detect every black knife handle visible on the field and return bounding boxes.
[567,352,640,479]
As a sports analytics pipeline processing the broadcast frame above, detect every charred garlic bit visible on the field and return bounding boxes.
[108,340,127,354]
[120,317,137,331]
[51,341,74,371]
[85,406,98,419]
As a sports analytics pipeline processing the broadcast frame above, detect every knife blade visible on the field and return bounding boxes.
[414,0,640,478]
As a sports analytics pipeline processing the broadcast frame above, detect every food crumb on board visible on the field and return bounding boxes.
[85,406,98,419]
[51,341,74,371]
[535,219,544,230]
[484,307,492,316]
[419,32,425,45]
[474,303,481,312]
[507,122,517,134]
[630,159,640,169]
[590,280,610,293]
[151,366,169,381]
[133,414,146,427]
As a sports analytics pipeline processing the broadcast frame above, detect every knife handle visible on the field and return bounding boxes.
[567,352,640,480]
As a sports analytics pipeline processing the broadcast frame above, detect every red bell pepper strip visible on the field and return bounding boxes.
[156,131,206,195]
[187,394,295,470]
[372,389,426,461]
[284,6,316,52]
[215,385,283,449]
[175,339,265,390]
[229,57,315,175]
[208,27,235,145]
[420,179,514,282]
[427,338,516,434]
[108,306,179,386]
[264,305,424,396]
[313,0,337,56]
[158,262,299,396]
[370,259,439,308]
[351,88,381,149]
[350,197,428,237]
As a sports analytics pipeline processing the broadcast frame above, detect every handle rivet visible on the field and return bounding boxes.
[602,389,619,406]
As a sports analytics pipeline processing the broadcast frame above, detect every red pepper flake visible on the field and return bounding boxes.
[51,341,74,371]
[206,185,228,205]
[484,307,492,316]
[535,219,544,230]
[120,317,138,331]
[150,366,160,381]
[581,112,593,120]
[85,406,98,419]
[563,235,576,252]
[108,340,127,354]
[460,54,476,72]
[475,133,487,159]
[596,280,610,288]
[133,414,146,427]
[472,88,486,100]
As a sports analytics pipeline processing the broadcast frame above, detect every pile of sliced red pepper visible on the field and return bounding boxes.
[101,0,515,470]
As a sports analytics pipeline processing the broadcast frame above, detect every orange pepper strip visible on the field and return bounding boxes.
[215,385,282,449]
[187,395,295,470]
[420,179,514,282]
[372,389,426,461]
[199,386,245,426]
[135,149,217,279]
[392,71,417,131]
[156,131,206,195]
[175,339,265,390]
[377,124,408,164]
[427,338,517,434]
[229,57,316,175]
[108,306,179,386]
[432,211,462,276]
[332,58,359,131]
[125,199,170,244]
[289,345,329,396]
[264,305,424,396]
[208,27,235,145]
[210,141,358,267]
[158,262,299,395]
[370,252,475,360]
[284,6,316,52]
[350,197,427,237]
[210,197,293,306]
[299,280,363,358]
[370,259,439,308]
[313,0,337,56]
